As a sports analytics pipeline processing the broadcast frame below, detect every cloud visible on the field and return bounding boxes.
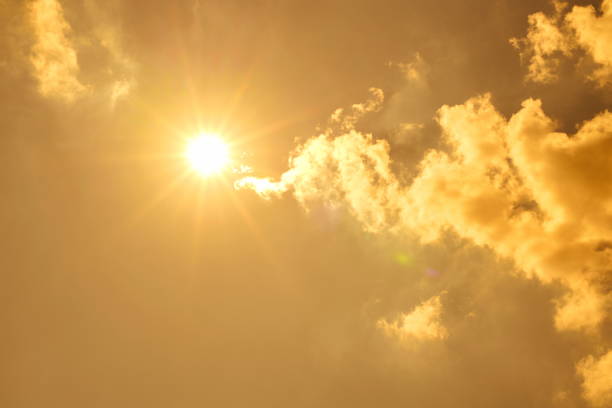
[377,294,448,342]
[511,0,612,86]
[510,1,571,83]
[27,0,136,105]
[82,0,137,106]
[28,0,87,102]
[110,78,133,108]
[566,0,612,86]
[577,350,612,407]
[410,95,612,332]
[399,123,424,133]
[389,52,429,85]
[237,128,400,234]
[236,92,612,333]
[235,88,396,233]
[390,122,425,146]
[234,177,288,199]
[329,87,384,132]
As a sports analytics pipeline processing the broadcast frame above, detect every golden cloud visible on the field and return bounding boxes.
[236,92,612,334]
[329,87,384,132]
[377,294,448,342]
[566,0,612,85]
[83,0,137,107]
[27,0,135,105]
[28,0,87,102]
[510,1,571,83]
[577,350,612,407]
[512,0,612,86]
[389,52,429,84]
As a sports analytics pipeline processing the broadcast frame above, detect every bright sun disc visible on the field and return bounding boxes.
[185,133,230,176]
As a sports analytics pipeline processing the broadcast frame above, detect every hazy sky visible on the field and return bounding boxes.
[1,1,611,407]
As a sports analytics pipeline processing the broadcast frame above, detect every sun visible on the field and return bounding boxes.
[185,133,230,176]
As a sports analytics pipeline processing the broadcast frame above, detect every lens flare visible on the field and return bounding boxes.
[185,133,230,176]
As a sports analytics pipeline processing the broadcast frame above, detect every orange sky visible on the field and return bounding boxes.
[1,1,611,407]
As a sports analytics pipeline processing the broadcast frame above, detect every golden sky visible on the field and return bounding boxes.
[1,0,612,407]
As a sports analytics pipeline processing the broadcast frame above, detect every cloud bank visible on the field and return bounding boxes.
[236,81,612,405]
[236,90,612,335]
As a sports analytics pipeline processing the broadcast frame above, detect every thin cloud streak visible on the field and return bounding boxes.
[28,0,87,102]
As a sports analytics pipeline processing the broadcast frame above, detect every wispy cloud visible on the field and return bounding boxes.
[28,0,87,102]
[27,0,136,105]
[389,52,429,85]
[83,0,137,107]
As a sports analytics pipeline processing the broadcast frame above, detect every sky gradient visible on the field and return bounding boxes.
[1,1,611,407]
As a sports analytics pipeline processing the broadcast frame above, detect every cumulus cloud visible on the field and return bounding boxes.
[407,96,612,332]
[377,294,448,342]
[566,0,612,85]
[510,1,571,83]
[28,0,87,102]
[236,89,402,234]
[577,350,612,407]
[511,0,612,86]
[236,92,612,333]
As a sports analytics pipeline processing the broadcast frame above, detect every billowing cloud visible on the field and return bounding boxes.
[409,95,612,332]
[510,1,571,83]
[377,294,448,342]
[566,0,612,86]
[236,92,612,333]
[511,0,612,86]
[577,350,612,407]
[28,0,87,102]
[236,89,402,234]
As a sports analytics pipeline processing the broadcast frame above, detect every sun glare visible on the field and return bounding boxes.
[185,133,230,176]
